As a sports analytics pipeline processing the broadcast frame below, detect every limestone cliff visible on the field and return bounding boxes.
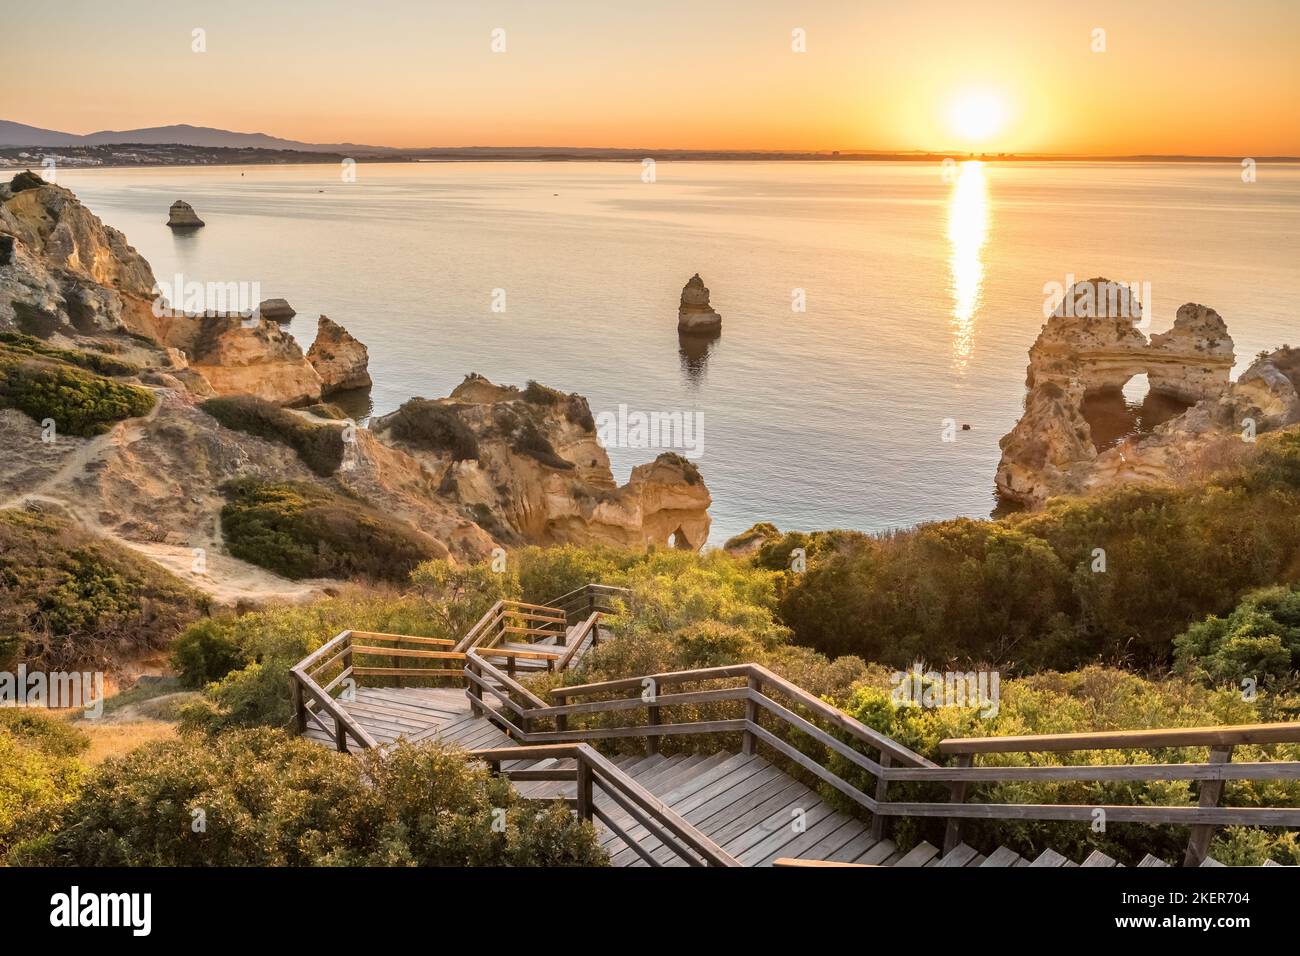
[0,175,715,599]
[373,375,712,550]
[997,277,1298,507]
[307,314,372,393]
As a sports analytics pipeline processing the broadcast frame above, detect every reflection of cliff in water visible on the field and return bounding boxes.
[678,330,720,386]
[1081,388,1191,451]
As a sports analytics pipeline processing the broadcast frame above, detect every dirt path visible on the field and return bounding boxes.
[1,400,333,606]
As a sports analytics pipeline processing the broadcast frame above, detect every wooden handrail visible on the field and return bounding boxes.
[939,722,1300,754]
[470,742,740,867]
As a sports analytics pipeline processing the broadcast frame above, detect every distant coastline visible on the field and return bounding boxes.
[4,142,1298,172]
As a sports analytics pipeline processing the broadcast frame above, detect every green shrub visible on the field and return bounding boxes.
[512,421,573,469]
[219,478,440,582]
[180,588,478,732]
[0,509,202,670]
[521,381,596,430]
[837,666,1300,865]
[171,619,247,688]
[0,332,138,376]
[21,729,605,866]
[383,397,479,460]
[0,350,154,437]
[0,710,86,860]
[779,429,1300,670]
[1174,586,1300,687]
[200,395,344,476]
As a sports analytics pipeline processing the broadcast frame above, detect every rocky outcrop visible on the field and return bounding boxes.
[678,273,722,334]
[373,374,712,550]
[1,174,163,341]
[158,314,324,406]
[997,277,1298,507]
[257,298,295,322]
[166,200,205,228]
[307,315,372,394]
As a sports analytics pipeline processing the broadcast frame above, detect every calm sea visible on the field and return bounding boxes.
[57,161,1300,545]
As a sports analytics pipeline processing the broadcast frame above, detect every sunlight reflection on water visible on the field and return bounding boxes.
[947,161,989,372]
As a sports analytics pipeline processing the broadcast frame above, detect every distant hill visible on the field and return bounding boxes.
[0,120,395,154]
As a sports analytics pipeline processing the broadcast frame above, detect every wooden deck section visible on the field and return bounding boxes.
[301,687,513,752]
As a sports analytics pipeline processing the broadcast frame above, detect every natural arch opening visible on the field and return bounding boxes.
[667,527,692,550]
[1081,373,1192,451]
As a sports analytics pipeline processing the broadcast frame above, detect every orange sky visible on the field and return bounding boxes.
[5,0,1298,154]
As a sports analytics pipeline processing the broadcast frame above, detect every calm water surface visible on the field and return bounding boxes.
[58,161,1300,544]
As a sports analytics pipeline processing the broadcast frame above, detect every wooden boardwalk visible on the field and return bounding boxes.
[301,687,513,752]
[301,687,1229,867]
[293,584,1299,867]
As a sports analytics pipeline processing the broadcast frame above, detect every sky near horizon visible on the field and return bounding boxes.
[6,0,1298,155]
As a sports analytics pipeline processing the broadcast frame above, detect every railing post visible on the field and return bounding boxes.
[870,753,891,841]
[647,699,661,756]
[507,655,517,680]
[742,673,760,755]
[1184,745,1234,867]
[575,757,593,821]
[468,661,484,717]
[289,675,306,735]
[334,714,349,753]
[942,753,974,855]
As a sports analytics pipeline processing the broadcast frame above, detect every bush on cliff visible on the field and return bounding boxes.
[219,478,440,583]
[1174,586,1300,688]
[200,395,345,476]
[18,729,605,866]
[0,509,202,670]
[0,332,139,376]
[838,666,1300,866]
[778,429,1300,669]
[0,710,87,860]
[0,347,155,437]
[383,397,479,461]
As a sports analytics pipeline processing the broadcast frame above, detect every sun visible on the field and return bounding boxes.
[947,90,1009,145]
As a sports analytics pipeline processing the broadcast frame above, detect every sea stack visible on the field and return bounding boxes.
[257,298,297,322]
[307,315,372,394]
[677,273,722,334]
[166,199,205,228]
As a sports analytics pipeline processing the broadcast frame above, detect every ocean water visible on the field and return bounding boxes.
[57,161,1300,545]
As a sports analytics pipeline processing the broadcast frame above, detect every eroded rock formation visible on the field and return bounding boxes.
[1,173,163,341]
[257,297,295,322]
[678,273,722,334]
[0,176,715,597]
[307,314,372,394]
[166,200,205,228]
[373,374,712,550]
[997,277,1299,507]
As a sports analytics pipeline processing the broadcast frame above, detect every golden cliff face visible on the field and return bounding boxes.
[373,375,712,552]
[997,277,1299,508]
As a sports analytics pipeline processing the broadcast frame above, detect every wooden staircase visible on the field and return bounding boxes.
[292,583,1300,868]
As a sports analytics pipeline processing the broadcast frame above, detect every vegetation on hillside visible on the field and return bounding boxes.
[0,342,154,436]
[200,394,345,476]
[218,478,440,582]
[383,397,480,460]
[0,508,202,670]
[1174,586,1300,688]
[0,710,87,859]
[777,429,1300,669]
[12,729,604,866]
[0,332,139,376]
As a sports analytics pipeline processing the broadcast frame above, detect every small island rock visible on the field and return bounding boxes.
[678,273,722,334]
[166,200,205,228]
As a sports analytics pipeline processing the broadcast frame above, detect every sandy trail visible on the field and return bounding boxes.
[1,401,332,606]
